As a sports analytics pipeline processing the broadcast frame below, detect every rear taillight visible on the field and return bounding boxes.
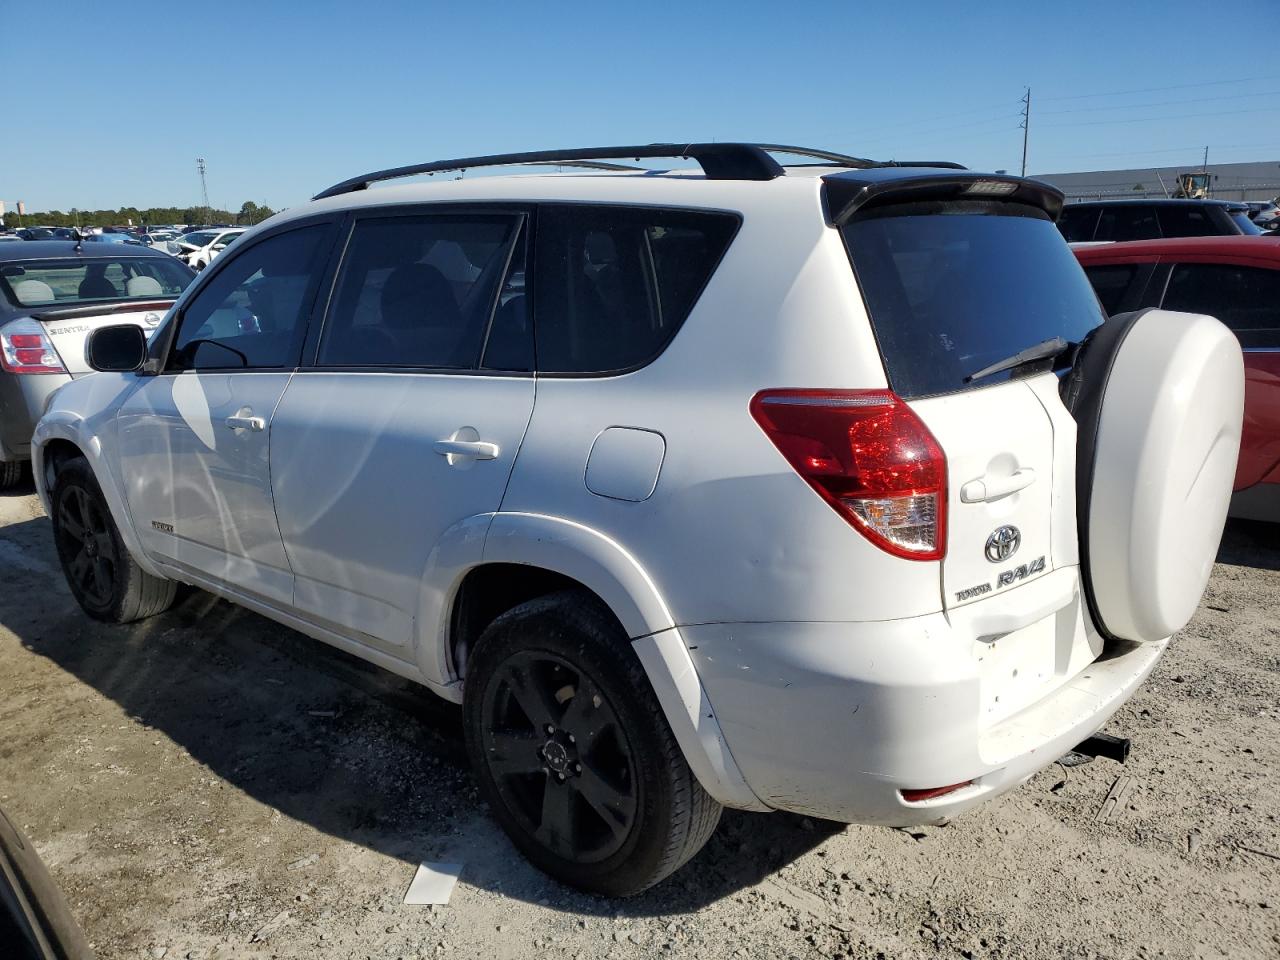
[0,319,66,375]
[750,389,947,561]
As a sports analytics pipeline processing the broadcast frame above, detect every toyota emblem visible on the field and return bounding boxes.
[985,525,1021,563]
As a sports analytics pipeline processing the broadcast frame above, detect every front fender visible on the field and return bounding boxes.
[479,512,766,811]
[33,377,164,580]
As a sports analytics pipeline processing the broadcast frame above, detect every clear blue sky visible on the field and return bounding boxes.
[7,0,1280,213]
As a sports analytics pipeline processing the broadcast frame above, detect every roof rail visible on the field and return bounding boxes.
[312,143,883,200]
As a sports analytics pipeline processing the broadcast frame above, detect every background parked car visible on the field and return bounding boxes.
[1075,235,1279,521]
[172,227,245,270]
[0,241,195,487]
[1058,198,1263,243]
[15,227,55,241]
[84,232,143,246]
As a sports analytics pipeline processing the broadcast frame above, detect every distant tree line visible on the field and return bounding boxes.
[4,201,278,229]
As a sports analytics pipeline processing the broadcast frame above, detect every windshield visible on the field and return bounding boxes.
[180,231,218,246]
[0,257,194,308]
[1231,211,1263,235]
[841,201,1105,398]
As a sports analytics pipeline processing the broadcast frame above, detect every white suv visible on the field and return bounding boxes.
[32,144,1244,896]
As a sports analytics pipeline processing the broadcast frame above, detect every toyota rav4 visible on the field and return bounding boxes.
[31,143,1244,896]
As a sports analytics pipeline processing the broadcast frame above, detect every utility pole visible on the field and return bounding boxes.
[1020,87,1031,178]
[196,158,209,225]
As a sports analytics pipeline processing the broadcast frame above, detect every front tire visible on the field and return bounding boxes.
[50,457,177,623]
[463,590,721,896]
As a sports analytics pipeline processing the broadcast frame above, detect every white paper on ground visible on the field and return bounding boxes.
[403,861,463,905]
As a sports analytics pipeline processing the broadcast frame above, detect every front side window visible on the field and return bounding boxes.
[533,204,738,374]
[1162,262,1280,349]
[318,214,519,368]
[168,225,327,370]
[1095,205,1159,242]
[1156,206,1211,238]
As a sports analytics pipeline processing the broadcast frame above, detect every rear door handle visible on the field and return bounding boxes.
[224,415,265,432]
[433,439,500,460]
[961,467,1036,503]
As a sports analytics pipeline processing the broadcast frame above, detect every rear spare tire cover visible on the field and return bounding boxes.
[1064,308,1244,643]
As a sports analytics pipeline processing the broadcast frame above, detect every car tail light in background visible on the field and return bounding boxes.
[0,319,67,375]
[750,389,947,560]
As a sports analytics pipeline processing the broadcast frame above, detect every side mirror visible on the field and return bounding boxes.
[86,324,147,372]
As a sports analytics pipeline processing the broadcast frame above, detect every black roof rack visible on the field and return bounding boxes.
[312,143,890,200]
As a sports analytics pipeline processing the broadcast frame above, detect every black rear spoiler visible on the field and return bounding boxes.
[30,299,176,323]
[822,169,1065,225]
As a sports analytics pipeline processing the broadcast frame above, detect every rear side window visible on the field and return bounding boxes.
[841,201,1105,398]
[1095,205,1159,242]
[1161,263,1280,349]
[1156,206,1212,238]
[533,205,738,374]
[318,214,519,369]
[1083,264,1137,315]
[1057,206,1100,242]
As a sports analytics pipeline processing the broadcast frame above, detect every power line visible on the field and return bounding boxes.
[1053,141,1280,161]
[1039,88,1280,116]
[1041,105,1279,128]
[1039,74,1280,103]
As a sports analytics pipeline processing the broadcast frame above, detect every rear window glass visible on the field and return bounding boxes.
[841,202,1105,398]
[1083,264,1137,315]
[0,257,193,308]
[533,205,738,374]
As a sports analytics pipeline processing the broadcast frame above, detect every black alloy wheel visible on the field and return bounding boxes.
[480,650,638,864]
[54,482,119,611]
[49,457,178,623]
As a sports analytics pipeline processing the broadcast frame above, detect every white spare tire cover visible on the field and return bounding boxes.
[1064,309,1244,643]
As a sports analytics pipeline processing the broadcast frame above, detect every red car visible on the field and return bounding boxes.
[1075,236,1280,522]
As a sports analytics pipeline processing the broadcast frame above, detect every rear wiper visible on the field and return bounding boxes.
[965,336,1076,384]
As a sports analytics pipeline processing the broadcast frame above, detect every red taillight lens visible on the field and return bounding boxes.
[0,320,66,375]
[750,389,947,561]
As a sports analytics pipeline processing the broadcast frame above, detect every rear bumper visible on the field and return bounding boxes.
[0,372,70,462]
[682,589,1165,825]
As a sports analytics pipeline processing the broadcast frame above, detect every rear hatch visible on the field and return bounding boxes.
[835,188,1106,613]
[833,180,1113,725]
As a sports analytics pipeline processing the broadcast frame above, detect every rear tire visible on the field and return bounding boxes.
[0,460,24,490]
[463,590,721,896]
[50,457,177,623]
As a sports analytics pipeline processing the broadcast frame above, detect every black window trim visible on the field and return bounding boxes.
[299,202,535,378]
[531,199,743,380]
[152,213,344,375]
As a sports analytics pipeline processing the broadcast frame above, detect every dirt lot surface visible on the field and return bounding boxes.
[1,479,1277,960]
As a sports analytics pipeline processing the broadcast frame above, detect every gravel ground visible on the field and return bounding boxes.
[0,478,1277,960]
